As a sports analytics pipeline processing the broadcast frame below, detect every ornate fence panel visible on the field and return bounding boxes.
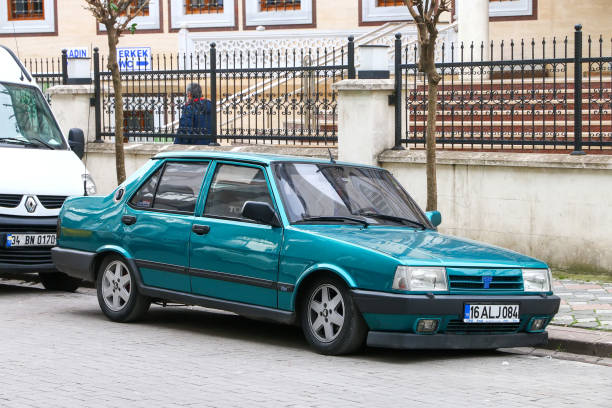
[397,25,612,153]
[23,56,63,101]
[95,38,355,145]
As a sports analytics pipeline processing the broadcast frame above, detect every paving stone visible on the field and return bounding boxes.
[1,278,612,407]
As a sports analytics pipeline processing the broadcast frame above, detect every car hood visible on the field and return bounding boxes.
[293,225,546,268]
[0,147,86,195]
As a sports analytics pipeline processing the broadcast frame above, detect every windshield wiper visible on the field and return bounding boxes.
[29,137,55,150]
[295,216,369,228]
[356,211,427,230]
[0,137,53,149]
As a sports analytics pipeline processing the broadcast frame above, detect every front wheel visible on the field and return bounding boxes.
[96,255,150,322]
[300,277,367,355]
[39,272,81,292]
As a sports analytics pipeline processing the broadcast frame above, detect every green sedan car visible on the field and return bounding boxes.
[52,152,559,355]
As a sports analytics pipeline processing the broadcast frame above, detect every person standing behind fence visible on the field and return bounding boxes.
[175,83,213,145]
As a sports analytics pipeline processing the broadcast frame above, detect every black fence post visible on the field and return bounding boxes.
[61,49,68,85]
[93,47,102,143]
[571,24,586,155]
[210,42,219,146]
[348,36,356,79]
[393,33,404,150]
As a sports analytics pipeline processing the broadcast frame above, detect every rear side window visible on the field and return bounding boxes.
[154,162,209,213]
[130,166,162,209]
[204,163,273,221]
[129,162,208,214]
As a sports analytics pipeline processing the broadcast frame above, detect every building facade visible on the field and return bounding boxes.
[0,0,610,58]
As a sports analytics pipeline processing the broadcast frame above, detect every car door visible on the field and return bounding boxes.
[122,160,209,292]
[189,161,282,308]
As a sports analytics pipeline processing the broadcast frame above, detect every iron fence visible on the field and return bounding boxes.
[22,56,63,101]
[95,38,355,145]
[396,25,612,152]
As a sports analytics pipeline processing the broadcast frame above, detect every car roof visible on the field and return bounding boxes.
[153,150,382,168]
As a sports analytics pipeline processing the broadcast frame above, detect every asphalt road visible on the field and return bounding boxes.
[0,278,610,408]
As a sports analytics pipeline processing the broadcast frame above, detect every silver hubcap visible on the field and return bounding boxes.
[308,284,345,343]
[101,260,132,312]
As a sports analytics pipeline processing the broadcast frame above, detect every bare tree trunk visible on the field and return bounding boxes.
[106,29,127,184]
[425,77,438,211]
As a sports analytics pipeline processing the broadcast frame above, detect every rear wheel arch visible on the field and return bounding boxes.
[92,249,138,284]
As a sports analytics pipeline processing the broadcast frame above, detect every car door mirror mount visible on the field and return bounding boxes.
[242,201,281,227]
[425,210,442,227]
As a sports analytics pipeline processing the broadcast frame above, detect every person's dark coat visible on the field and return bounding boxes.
[174,98,213,145]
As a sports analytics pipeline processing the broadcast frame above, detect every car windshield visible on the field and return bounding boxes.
[0,82,65,149]
[273,162,431,228]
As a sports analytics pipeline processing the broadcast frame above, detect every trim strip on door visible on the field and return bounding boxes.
[135,259,294,292]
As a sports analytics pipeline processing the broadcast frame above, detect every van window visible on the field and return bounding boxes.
[0,82,65,149]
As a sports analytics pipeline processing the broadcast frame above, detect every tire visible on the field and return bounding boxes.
[300,276,367,355]
[96,254,150,322]
[39,272,81,292]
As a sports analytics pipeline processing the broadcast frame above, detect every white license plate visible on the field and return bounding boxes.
[5,233,56,248]
[464,304,520,323]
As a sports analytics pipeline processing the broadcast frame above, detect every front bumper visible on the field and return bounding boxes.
[0,215,58,273]
[351,289,561,316]
[367,331,548,349]
[352,289,560,350]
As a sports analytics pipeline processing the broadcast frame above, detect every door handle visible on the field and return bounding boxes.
[192,224,210,235]
[122,215,137,226]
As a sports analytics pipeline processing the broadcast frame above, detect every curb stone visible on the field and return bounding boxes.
[542,325,612,359]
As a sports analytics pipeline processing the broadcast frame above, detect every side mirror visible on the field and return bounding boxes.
[425,210,442,227]
[68,128,85,159]
[242,201,281,227]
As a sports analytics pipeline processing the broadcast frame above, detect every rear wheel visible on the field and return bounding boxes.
[300,276,367,355]
[96,255,150,322]
[39,272,81,292]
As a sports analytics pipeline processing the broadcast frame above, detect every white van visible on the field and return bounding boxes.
[0,45,95,291]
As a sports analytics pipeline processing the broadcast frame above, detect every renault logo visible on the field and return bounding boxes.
[25,196,37,213]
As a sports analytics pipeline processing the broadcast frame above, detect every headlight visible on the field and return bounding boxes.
[522,268,552,292]
[392,266,448,292]
[82,173,97,196]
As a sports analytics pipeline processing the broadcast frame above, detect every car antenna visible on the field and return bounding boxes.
[327,148,336,164]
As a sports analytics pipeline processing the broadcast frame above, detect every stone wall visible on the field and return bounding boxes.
[84,141,612,273]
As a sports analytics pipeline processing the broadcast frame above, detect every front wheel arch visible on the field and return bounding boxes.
[292,268,356,315]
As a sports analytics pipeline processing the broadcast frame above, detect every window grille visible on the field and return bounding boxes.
[260,0,301,12]
[7,0,44,21]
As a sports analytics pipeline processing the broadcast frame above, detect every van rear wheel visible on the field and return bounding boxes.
[39,271,81,292]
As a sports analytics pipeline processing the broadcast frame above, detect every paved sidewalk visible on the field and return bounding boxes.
[551,279,612,331]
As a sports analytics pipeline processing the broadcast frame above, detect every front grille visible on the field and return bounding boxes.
[0,194,22,208]
[445,320,521,334]
[37,195,67,209]
[448,274,523,290]
[0,247,53,265]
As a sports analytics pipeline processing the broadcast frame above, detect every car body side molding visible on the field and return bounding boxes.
[139,285,296,325]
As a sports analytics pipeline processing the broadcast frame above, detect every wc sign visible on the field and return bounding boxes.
[117,47,152,71]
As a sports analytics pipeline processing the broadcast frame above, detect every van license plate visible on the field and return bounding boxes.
[464,304,519,323]
[5,233,56,248]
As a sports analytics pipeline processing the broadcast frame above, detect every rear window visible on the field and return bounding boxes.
[129,162,209,214]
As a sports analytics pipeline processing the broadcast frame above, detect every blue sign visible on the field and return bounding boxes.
[117,47,152,71]
[66,47,88,59]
